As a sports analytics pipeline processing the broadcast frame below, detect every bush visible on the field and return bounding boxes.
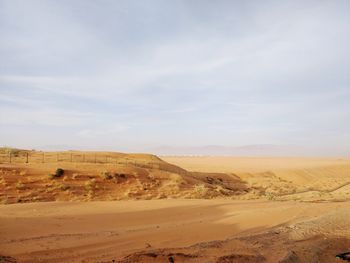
[101,171,113,180]
[114,173,126,179]
[48,168,65,180]
[55,168,64,178]
[113,173,127,183]
[59,184,70,191]
[85,179,96,191]
[265,192,276,200]
[16,181,25,190]
[194,184,208,196]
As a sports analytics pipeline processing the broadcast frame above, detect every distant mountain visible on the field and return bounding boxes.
[152,144,304,156]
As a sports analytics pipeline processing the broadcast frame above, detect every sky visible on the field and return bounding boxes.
[0,0,350,155]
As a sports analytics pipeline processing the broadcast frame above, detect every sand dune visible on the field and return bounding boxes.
[1,151,350,262]
[0,151,247,204]
[164,156,350,201]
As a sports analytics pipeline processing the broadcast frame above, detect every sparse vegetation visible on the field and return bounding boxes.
[16,181,25,190]
[48,168,65,179]
[1,152,350,204]
[215,185,230,195]
[114,173,127,183]
[58,184,70,191]
[55,168,65,177]
[101,171,113,180]
[114,173,127,179]
[265,192,276,200]
[193,184,208,197]
[85,179,96,191]
[170,174,185,185]
[84,179,97,200]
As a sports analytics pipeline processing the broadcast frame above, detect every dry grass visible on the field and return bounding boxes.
[2,152,350,203]
[15,181,25,190]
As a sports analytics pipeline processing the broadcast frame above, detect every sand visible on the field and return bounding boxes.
[163,156,350,201]
[1,153,350,262]
[1,199,349,262]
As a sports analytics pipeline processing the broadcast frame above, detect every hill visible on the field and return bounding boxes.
[0,150,248,204]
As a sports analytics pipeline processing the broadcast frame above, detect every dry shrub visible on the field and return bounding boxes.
[265,192,276,200]
[193,184,208,197]
[48,168,65,180]
[113,173,127,183]
[58,184,70,191]
[55,168,64,177]
[101,171,113,180]
[170,174,185,185]
[16,181,25,190]
[216,185,230,195]
[85,179,96,191]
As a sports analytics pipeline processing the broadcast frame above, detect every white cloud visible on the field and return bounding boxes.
[77,124,130,138]
[0,106,94,127]
[0,0,349,154]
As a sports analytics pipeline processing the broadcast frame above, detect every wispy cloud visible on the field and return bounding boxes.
[77,124,130,138]
[0,0,349,154]
[0,106,94,127]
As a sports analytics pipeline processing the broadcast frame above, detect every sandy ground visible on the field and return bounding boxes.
[163,156,350,201]
[162,157,350,173]
[1,199,349,262]
[1,154,350,262]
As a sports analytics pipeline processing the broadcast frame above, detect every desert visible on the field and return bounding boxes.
[1,149,350,262]
[1,1,350,262]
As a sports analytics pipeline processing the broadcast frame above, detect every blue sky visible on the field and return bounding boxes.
[0,0,350,155]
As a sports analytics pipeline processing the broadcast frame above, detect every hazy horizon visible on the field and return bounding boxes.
[1,0,350,155]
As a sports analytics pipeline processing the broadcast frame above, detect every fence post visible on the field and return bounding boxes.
[26,153,29,163]
[82,154,85,163]
[9,152,11,163]
[42,152,45,163]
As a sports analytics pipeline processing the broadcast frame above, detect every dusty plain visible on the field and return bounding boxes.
[1,151,350,262]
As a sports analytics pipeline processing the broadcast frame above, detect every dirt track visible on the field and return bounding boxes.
[1,199,349,262]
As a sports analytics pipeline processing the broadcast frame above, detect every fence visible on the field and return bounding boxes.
[1,152,113,164]
[0,152,186,174]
